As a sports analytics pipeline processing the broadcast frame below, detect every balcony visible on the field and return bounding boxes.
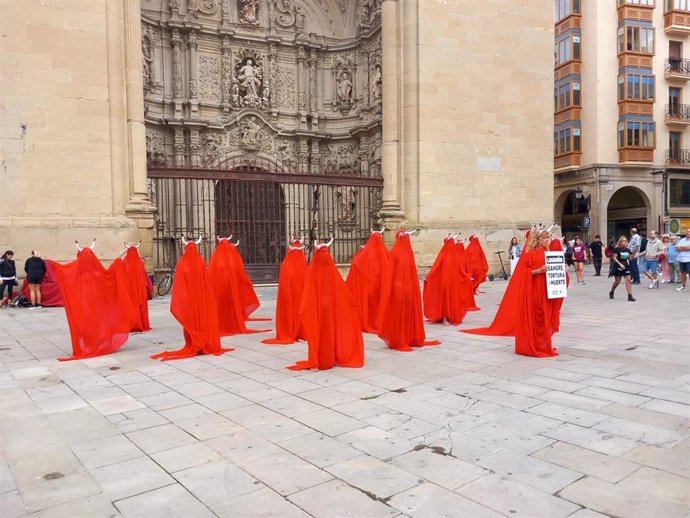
[666,149,690,167]
[619,148,654,164]
[665,10,690,35]
[665,103,690,125]
[665,58,690,80]
[554,153,582,171]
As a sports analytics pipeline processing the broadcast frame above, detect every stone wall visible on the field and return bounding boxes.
[0,0,153,268]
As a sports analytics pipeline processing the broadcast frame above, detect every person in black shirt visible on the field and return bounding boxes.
[609,237,635,302]
[24,250,47,308]
[0,250,17,307]
[588,235,604,276]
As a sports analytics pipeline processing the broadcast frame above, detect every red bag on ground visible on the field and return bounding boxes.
[424,238,473,325]
[209,240,270,336]
[262,240,308,345]
[54,249,137,361]
[376,231,441,351]
[20,259,63,307]
[288,242,364,370]
[152,242,234,361]
[345,231,389,333]
[122,246,151,332]
[467,235,489,293]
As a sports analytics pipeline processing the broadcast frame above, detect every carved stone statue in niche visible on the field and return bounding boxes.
[232,56,270,110]
[142,33,154,92]
[337,186,358,231]
[146,131,167,166]
[239,0,260,24]
[337,71,353,113]
[371,64,382,100]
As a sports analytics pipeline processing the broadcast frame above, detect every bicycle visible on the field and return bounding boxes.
[157,264,175,296]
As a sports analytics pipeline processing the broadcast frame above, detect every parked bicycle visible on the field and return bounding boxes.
[157,264,175,296]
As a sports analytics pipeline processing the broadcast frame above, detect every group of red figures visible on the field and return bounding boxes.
[54,227,564,367]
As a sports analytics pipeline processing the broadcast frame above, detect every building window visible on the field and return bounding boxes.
[554,81,582,111]
[666,0,689,12]
[669,179,690,206]
[555,0,581,22]
[554,128,582,156]
[618,120,655,148]
[555,36,581,66]
[620,0,654,5]
[618,74,655,100]
[619,26,654,55]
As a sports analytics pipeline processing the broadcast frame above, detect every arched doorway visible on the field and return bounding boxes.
[607,186,649,240]
[215,179,286,282]
[557,189,591,241]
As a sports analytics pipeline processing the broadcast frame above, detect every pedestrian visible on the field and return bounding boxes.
[605,238,616,277]
[564,238,574,269]
[667,235,681,284]
[641,230,663,289]
[588,235,604,276]
[675,228,690,292]
[24,249,47,308]
[629,227,641,284]
[0,250,17,307]
[609,236,636,302]
[572,236,587,284]
[659,234,671,284]
[509,237,522,259]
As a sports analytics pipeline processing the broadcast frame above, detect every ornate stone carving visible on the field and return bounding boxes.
[142,29,155,93]
[169,0,181,20]
[201,132,222,164]
[199,55,221,102]
[325,144,360,175]
[234,116,273,153]
[171,30,183,103]
[308,49,318,114]
[221,0,231,26]
[146,129,167,166]
[232,52,270,110]
[238,0,260,25]
[371,63,382,101]
[336,71,353,112]
[276,139,297,169]
[274,64,296,110]
[337,186,358,231]
[221,38,232,111]
[269,0,304,29]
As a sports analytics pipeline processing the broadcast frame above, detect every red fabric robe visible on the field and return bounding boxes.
[54,249,137,361]
[262,242,308,345]
[345,232,389,333]
[423,238,471,325]
[288,245,364,370]
[467,236,489,293]
[20,259,63,307]
[209,240,270,336]
[455,241,480,312]
[152,242,234,361]
[122,246,151,332]
[376,231,441,351]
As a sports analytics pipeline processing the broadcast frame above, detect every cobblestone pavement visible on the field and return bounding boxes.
[1,267,688,517]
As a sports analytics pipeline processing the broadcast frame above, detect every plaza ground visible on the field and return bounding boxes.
[1,267,688,517]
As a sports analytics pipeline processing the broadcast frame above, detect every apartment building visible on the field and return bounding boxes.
[554,0,690,241]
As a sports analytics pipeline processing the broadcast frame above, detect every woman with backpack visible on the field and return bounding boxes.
[1,250,17,307]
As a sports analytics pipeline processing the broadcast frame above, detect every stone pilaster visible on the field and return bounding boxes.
[188,30,199,118]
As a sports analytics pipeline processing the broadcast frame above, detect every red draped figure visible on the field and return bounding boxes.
[346,228,390,333]
[466,235,489,293]
[209,237,270,336]
[152,237,234,361]
[376,230,441,351]
[122,242,151,332]
[288,239,364,370]
[262,238,308,345]
[54,240,137,361]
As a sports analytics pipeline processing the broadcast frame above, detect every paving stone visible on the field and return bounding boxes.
[205,430,284,464]
[574,387,651,407]
[584,376,651,394]
[158,403,215,422]
[90,395,146,416]
[470,388,541,410]
[260,394,324,418]
[71,435,144,469]
[90,456,174,501]
[295,408,368,437]
[535,390,609,411]
[456,474,580,518]
[116,407,169,433]
[0,490,28,518]
[534,367,590,383]
[591,416,685,447]
[193,391,251,412]
[214,486,311,518]
[175,413,244,441]
[527,402,608,428]
[558,476,687,518]
[522,375,586,393]
[641,399,690,419]
[326,455,421,500]
[279,432,362,468]
[30,495,121,518]
[640,387,690,405]
[288,479,398,518]
[150,442,222,473]
[19,471,103,513]
[136,391,193,411]
[465,421,555,455]
[339,425,415,459]
[598,402,688,431]
[173,460,262,507]
[543,423,640,456]
[616,466,689,507]
[391,448,489,490]
[531,441,640,483]
[125,424,197,454]
[623,443,689,477]
[388,482,501,518]
[113,483,213,517]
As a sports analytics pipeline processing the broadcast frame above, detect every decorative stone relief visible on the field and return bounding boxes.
[172,30,183,100]
[276,139,297,169]
[324,144,360,175]
[142,29,155,93]
[199,55,221,102]
[146,129,167,166]
[337,186,358,231]
[371,62,381,101]
[238,0,260,25]
[169,0,181,20]
[232,51,270,110]
[336,71,353,113]
[188,0,218,19]
[221,38,232,111]
[274,63,296,110]
[201,132,222,164]
[269,0,305,30]
[231,116,274,153]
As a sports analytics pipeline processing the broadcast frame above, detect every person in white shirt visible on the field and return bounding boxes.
[675,228,690,292]
[628,228,642,284]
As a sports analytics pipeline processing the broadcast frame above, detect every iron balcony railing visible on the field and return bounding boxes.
[665,57,690,75]
[665,103,690,121]
[666,148,690,165]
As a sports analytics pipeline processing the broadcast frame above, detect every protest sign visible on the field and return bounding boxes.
[545,251,567,299]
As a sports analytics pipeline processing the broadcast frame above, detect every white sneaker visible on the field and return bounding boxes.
[648,282,654,289]
[676,286,687,292]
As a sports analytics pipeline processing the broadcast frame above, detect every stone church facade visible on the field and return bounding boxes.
[1,0,554,279]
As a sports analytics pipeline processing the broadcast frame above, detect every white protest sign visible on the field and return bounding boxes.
[545,251,567,299]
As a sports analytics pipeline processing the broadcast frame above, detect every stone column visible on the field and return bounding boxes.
[297,46,307,123]
[189,129,201,167]
[188,31,199,118]
[174,129,185,166]
[221,37,232,113]
[172,30,184,118]
[308,49,319,126]
[380,0,404,225]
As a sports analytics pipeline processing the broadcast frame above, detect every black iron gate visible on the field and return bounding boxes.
[147,159,383,282]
